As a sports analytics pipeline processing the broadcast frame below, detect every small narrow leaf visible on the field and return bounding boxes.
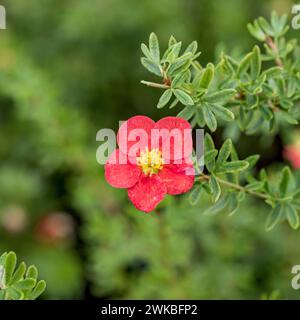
[218,161,249,173]
[141,58,162,76]
[205,195,229,215]
[4,252,17,286]
[279,167,295,196]
[285,204,299,229]
[189,185,203,205]
[11,262,26,284]
[209,175,221,202]
[26,265,38,280]
[217,139,232,165]
[204,149,218,164]
[173,89,194,105]
[141,43,152,59]
[168,53,192,75]
[184,40,198,54]
[251,45,261,79]
[237,52,253,77]
[203,105,217,132]
[29,280,46,300]
[177,106,195,120]
[204,133,215,152]
[149,32,160,62]
[157,89,172,109]
[212,104,235,121]
[244,154,260,169]
[227,193,240,216]
[265,205,283,231]
[169,99,179,109]
[199,63,214,89]
[168,35,177,47]
[205,89,236,104]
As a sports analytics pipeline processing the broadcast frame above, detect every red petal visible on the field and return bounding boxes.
[117,116,155,158]
[159,162,195,195]
[105,149,141,188]
[152,116,192,162]
[127,175,167,212]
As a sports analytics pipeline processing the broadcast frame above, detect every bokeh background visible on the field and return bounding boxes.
[0,0,299,299]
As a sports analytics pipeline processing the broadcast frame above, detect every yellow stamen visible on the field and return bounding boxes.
[136,147,164,176]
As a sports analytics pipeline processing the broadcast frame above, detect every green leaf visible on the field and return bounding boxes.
[169,99,179,109]
[258,17,273,35]
[184,40,198,54]
[205,89,236,104]
[230,144,239,161]
[172,72,186,88]
[285,204,299,229]
[247,21,266,41]
[189,185,203,205]
[217,139,232,165]
[141,43,152,59]
[177,106,195,120]
[205,195,229,215]
[168,35,177,47]
[157,89,172,109]
[265,205,283,231]
[279,167,295,196]
[244,154,260,169]
[26,265,38,280]
[212,104,234,121]
[5,252,17,286]
[199,63,214,89]
[250,45,261,79]
[14,278,36,291]
[204,133,215,152]
[227,193,240,216]
[168,42,182,59]
[149,32,160,62]
[262,66,282,79]
[203,105,217,132]
[204,149,218,164]
[173,89,194,105]
[237,52,253,77]
[245,181,264,191]
[209,175,221,202]
[168,53,192,75]
[29,280,46,300]
[11,262,26,284]
[7,287,24,300]
[260,105,274,120]
[218,161,249,173]
[141,57,162,76]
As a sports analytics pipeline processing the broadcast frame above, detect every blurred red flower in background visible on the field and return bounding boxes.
[36,212,75,245]
[283,131,300,169]
[105,116,195,213]
[283,145,300,169]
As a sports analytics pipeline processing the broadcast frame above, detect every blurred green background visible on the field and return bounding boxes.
[0,0,299,299]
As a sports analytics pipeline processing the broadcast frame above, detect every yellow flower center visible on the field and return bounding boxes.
[136,147,164,176]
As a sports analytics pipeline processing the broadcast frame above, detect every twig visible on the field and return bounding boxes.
[265,36,283,68]
[198,173,269,200]
[141,80,170,89]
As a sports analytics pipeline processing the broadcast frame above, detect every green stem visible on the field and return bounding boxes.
[140,80,170,89]
[198,173,269,200]
[265,36,283,68]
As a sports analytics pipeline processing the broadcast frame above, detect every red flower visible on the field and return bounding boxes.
[283,145,300,169]
[105,115,195,212]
